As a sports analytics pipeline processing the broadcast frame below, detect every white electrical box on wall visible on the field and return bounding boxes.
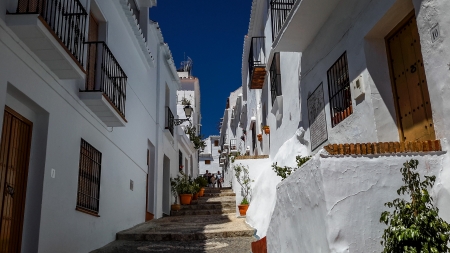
[352,75,365,99]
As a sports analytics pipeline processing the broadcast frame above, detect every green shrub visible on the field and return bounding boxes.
[272,155,311,180]
[380,159,450,252]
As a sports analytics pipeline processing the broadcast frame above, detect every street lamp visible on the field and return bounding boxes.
[173,105,193,126]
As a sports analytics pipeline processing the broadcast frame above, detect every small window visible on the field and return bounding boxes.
[327,52,352,127]
[214,140,219,146]
[77,139,102,215]
[205,160,211,165]
[270,53,282,105]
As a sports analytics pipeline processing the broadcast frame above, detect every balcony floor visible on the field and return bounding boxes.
[6,14,85,80]
[79,91,127,127]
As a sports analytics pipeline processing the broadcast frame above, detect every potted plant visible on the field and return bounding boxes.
[173,172,193,205]
[191,182,201,200]
[257,134,263,142]
[194,176,208,197]
[170,177,181,211]
[262,125,270,134]
[234,163,253,216]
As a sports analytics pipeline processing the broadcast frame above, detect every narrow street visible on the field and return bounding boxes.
[91,188,255,253]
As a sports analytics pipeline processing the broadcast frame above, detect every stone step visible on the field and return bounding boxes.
[116,214,254,242]
[180,203,236,210]
[202,192,236,197]
[192,196,236,205]
[170,208,235,216]
[203,187,232,193]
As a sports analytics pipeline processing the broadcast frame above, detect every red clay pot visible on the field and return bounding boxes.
[198,187,205,197]
[238,204,249,216]
[180,194,192,205]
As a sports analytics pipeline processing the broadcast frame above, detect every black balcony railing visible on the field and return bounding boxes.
[84,41,127,118]
[16,0,88,66]
[248,37,266,89]
[270,0,295,41]
[165,106,174,135]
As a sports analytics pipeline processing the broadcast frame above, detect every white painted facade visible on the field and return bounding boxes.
[0,0,196,252]
[199,135,221,176]
[220,0,450,251]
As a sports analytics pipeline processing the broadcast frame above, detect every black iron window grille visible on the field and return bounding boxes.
[165,106,174,136]
[16,0,88,66]
[179,150,183,171]
[84,42,127,118]
[270,53,282,105]
[327,52,352,127]
[270,0,295,41]
[248,36,266,87]
[77,139,102,214]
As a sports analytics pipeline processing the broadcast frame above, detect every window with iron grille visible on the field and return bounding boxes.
[77,139,102,214]
[327,52,352,127]
[214,140,219,146]
[270,53,282,105]
[205,160,211,165]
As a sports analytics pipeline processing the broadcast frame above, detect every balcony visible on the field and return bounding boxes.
[6,0,87,79]
[230,139,238,154]
[272,0,341,52]
[248,37,266,89]
[270,0,295,41]
[165,106,174,136]
[79,42,127,127]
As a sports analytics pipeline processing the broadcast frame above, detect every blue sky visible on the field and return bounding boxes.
[150,0,253,138]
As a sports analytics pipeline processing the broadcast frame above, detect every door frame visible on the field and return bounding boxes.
[0,105,33,252]
[385,11,434,142]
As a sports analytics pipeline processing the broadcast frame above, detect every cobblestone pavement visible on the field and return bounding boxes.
[91,237,255,253]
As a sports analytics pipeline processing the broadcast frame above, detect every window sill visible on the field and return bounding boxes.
[76,206,100,217]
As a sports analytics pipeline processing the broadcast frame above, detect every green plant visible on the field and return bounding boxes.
[181,97,191,106]
[194,176,208,188]
[171,172,193,195]
[296,155,311,168]
[272,155,311,180]
[184,125,206,150]
[380,159,450,252]
[234,163,253,204]
[241,198,249,205]
[231,156,235,163]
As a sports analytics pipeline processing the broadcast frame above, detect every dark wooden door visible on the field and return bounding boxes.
[0,107,33,253]
[387,14,435,142]
[86,14,99,90]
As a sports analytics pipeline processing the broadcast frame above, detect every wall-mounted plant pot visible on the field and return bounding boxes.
[264,128,270,134]
[198,187,205,197]
[257,134,263,142]
[180,194,192,205]
[171,204,181,211]
[238,204,249,216]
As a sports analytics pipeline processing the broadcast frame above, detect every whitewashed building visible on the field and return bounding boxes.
[199,135,221,176]
[0,0,195,252]
[222,0,450,252]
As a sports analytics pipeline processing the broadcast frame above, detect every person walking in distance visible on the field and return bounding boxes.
[216,171,222,188]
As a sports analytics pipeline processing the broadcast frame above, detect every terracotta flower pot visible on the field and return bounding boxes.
[193,192,199,200]
[179,194,192,205]
[171,204,181,211]
[264,128,270,134]
[257,134,263,141]
[238,204,249,216]
[198,187,205,197]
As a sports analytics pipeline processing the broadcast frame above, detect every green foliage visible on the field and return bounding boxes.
[234,163,253,203]
[181,97,191,106]
[184,125,206,150]
[272,155,311,180]
[194,176,208,188]
[230,156,235,163]
[380,159,450,253]
[170,172,196,196]
[241,197,249,205]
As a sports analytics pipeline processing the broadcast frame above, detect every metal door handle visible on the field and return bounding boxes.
[6,184,14,197]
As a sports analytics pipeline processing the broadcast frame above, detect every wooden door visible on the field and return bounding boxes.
[86,14,99,90]
[387,14,435,142]
[0,107,33,253]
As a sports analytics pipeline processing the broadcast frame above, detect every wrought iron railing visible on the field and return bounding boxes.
[230,139,237,150]
[16,0,88,66]
[270,53,282,105]
[165,106,174,135]
[248,37,266,81]
[270,0,295,41]
[84,42,127,118]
